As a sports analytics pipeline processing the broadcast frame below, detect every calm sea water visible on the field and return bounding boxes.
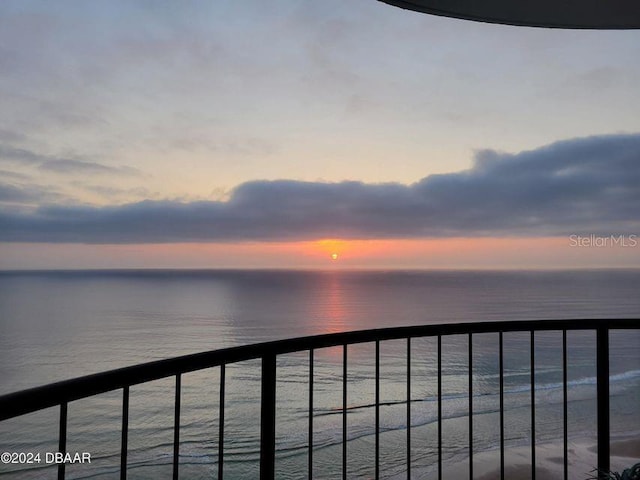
[0,269,639,479]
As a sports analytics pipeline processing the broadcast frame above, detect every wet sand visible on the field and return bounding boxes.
[434,435,639,480]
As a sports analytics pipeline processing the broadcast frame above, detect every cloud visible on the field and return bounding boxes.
[0,183,39,203]
[0,133,638,244]
[0,182,68,205]
[0,169,31,181]
[0,129,26,143]
[0,145,46,165]
[0,144,141,177]
[71,182,156,200]
[37,159,141,176]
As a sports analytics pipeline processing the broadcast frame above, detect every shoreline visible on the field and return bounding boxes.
[440,434,640,480]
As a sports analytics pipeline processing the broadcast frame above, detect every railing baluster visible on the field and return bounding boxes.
[499,331,504,480]
[562,330,569,480]
[219,364,225,480]
[58,402,67,480]
[342,344,347,480]
[173,374,181,480]
[531,331,536,480]
[309,349,314,480]
[375,340,380,480]
[596,327,610,480]
[437,335,442,480]
[563,330,568,480]
[407,337,411,480]
[260,354,277,480]
[468,333,473,480]
[120,386,129,480]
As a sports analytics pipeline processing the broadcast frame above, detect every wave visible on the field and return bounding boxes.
[312,368,640,417]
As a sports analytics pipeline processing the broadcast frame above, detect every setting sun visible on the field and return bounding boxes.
[331,253,339,260]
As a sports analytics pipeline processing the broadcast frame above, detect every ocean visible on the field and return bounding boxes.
[0,269,639,479]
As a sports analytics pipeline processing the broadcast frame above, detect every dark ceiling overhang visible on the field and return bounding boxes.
[379,0,640,29]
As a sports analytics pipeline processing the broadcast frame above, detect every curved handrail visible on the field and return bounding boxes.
[378,0,640,29]
[1,318,637,421]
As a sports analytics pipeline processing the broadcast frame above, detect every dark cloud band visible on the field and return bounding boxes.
[1,133,639,243]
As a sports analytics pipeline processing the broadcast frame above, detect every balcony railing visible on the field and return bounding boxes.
[0,319,638,480]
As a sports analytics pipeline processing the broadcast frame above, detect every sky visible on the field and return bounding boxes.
[0,0,639,269]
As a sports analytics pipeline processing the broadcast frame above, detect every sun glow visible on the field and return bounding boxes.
[331,253,339,260]
[3,236,635,269]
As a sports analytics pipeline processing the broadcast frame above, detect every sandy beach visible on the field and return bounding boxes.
[441,435,640,480]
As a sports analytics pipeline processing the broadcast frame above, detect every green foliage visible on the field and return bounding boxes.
[586,462,640,480]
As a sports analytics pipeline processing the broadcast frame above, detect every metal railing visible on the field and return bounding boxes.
[0,319,638,479]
